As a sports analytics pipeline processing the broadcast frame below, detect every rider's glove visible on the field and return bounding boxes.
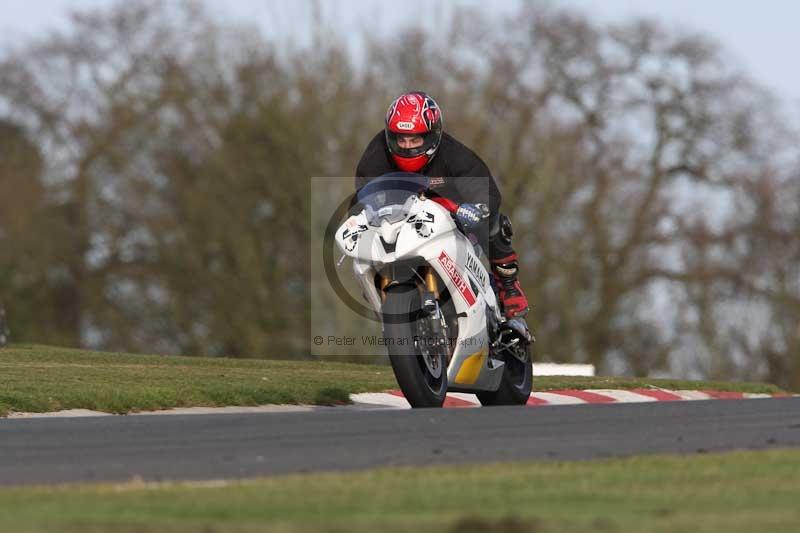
[455,203,490,230]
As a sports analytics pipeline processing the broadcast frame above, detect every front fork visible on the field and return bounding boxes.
[378,265,443,334]
[377,266,439,302]
[420,267,442,338]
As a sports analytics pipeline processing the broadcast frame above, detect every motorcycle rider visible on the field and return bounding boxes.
[355,91,530,320]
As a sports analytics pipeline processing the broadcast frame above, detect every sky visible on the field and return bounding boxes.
[2,0,799,102]
[569,0,800,102]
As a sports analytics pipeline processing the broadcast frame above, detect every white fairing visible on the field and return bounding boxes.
[335,196,505,392]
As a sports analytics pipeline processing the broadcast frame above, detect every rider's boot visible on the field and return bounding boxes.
[488,213,533,342]
[490,255,533,344]
[490,253,529,319]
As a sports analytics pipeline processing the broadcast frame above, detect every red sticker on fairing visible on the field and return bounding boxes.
[437,251,476,306]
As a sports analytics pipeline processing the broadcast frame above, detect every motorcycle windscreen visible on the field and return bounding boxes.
[356,173,430,225]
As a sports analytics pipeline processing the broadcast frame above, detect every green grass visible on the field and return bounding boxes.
[0,344,785,416]
[525,375,786,395]
[0,344,396,416]
[1,449,799,532]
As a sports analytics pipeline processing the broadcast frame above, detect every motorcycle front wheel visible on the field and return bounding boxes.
[382,284,447,408]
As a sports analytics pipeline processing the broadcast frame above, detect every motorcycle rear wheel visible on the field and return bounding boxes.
[382,285,447,408]
[477,342,532,406]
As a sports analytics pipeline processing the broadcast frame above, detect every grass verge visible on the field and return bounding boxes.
[0,344,396,416]
[526,375,786,394]
[1,449,799,532]
[0,344,785,416]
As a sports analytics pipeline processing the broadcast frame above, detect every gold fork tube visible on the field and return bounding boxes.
[378,273,391,303]
[423,267,439,299]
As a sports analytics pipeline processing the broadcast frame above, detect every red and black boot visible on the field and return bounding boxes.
[490,254,530,319]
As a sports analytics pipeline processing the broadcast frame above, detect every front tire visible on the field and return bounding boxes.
[382,285,447,408]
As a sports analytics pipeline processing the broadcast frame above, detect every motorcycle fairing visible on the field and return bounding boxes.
[337,197,505,392]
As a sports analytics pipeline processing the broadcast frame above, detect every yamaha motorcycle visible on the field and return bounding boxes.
[335,174,531,408]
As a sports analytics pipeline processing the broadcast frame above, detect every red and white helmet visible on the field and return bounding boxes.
[385,91,443,172]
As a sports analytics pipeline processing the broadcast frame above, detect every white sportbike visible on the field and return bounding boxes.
[335,174,532,408]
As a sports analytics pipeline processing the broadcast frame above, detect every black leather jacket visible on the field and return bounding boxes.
[355,131,502,214]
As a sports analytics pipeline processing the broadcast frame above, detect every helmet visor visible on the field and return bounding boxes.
[386,130,439,158]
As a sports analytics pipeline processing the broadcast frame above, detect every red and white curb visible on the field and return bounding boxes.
[350,389,790,408]
[4,390,790,418]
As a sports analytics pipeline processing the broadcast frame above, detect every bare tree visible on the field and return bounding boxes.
[1,0,798,388]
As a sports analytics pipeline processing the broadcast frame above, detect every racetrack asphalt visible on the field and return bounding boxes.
[1,397,799,486]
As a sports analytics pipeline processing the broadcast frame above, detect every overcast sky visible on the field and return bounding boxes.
[2,0,799,102]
